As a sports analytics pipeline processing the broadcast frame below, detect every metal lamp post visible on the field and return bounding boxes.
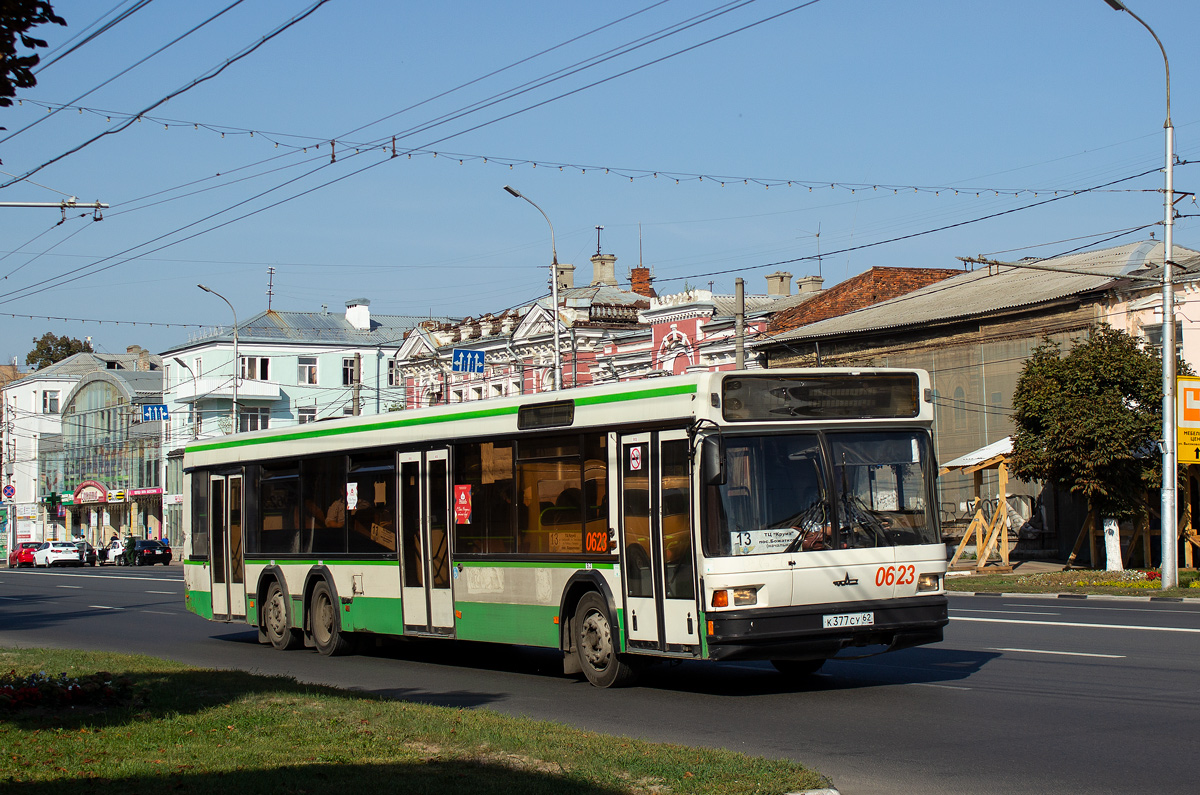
[1103,0,1176,588]
[198,285,239,435]
[504,185,562,392]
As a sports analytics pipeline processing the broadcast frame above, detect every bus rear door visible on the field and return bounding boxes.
[619,430,700,654]
[208,472,245,620]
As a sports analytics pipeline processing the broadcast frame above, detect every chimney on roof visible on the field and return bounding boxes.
[766,271,793,296]
[556,262,575,290]
[590,253,618,287]
[795,275,824,295]
[630,266,656,297]
[345,298,371,330]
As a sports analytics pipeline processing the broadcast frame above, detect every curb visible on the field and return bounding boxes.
[951,591,1192,603]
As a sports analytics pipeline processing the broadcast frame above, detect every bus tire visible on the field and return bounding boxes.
[771,658,825,677]
[310,581,351,656]
[574,592,637,688]
[263,581,302,651]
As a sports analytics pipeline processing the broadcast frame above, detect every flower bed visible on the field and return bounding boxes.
[0,670,133,711]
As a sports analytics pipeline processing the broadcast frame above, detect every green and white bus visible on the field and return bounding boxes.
[183,368,948,687]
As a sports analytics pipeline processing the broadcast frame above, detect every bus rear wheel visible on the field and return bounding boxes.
[575,592,637,688]
[310,581,352,656]
[263,581,302,651]
[770,658,825,677]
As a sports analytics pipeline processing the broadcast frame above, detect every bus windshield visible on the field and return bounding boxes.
[702,430,938,556]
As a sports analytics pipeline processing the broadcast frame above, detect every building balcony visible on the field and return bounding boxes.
[172,377,280,403]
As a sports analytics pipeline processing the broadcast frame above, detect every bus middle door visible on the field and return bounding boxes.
[619,431,700,654]
[398,450,455,636]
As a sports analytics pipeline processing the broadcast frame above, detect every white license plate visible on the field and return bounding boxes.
[822,611,874,628]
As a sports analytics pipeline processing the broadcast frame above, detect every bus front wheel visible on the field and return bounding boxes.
[263,581,302,651]
[574,592,637,688]
[309,581,352,656]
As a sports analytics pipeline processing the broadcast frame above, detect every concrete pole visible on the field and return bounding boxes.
[735,278,746,370]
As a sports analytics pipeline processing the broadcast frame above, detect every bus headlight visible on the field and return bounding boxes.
[917,573,941,592]
[733,587,758,606]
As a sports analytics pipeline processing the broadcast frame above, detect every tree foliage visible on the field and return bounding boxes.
[1010,325,1180,520]
[25,331,92,370]
[0,1,66,108]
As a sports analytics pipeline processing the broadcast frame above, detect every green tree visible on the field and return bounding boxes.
[25,331,92,370]
[0,1,66,108]
[1010,325,1181,520]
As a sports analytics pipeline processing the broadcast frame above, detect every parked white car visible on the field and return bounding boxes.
[34,541,83,568]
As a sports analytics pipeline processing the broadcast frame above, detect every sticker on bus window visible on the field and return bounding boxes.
[730,529,796,555]
[346,483,358,511]
[454,485,472,524]
[629,446,643,471]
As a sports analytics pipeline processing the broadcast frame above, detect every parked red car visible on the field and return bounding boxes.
[7,541,40,568]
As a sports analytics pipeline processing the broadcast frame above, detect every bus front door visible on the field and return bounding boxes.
[399,450,455,636]
[619,431,700,654]
[208,473,245,621]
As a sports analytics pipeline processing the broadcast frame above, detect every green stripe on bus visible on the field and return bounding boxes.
[243,558,398,566]
[454,560,614,569]
[186,383,698,454]
[454,601,559,648]
[344,596,406,635]
[574,383,696,405]
[185,589,213,620]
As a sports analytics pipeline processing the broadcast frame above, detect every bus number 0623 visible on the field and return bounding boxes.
[875,565,915,587]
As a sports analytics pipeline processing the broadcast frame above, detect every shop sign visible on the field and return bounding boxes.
[107,490,126,503]
[60,492,74,505]
[163,494,184,505]
[129,487,163,497]
[74,480,108,504]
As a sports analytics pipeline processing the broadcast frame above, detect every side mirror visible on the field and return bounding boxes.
[702,436,726,486]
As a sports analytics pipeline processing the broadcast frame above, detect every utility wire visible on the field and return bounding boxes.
[1,0,248,146]
[34,0,157,75]
[0,0,333,192]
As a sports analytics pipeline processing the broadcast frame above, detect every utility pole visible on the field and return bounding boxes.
[735,278,746,369]
[352,352,362,415]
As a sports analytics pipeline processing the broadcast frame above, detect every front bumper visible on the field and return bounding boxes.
[707,595,948,661]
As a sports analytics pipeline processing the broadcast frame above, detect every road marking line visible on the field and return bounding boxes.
[145,590,177,594]
[954,616,1200,633]
[3,570,178,583]
[952,609,1059,616]
[991,647,1124,659]
[0,596,18,600]
[910,682,971,691]
[141,610,176,615]
[56,585,82,589]
[1003,602,1200,615]
[88,605,124,610]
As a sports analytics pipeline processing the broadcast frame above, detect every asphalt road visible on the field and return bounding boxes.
[2,565,1198,794]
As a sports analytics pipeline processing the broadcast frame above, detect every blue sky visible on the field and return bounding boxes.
[1,0,1198,365]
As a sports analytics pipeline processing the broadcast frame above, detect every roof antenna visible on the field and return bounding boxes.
[595,225,604,255]
[266,266,276,311]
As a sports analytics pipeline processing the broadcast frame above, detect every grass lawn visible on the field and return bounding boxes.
[0,648,827,795]
[944,567,1200,598]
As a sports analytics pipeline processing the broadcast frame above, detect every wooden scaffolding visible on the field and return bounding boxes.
[941,439,1013,574]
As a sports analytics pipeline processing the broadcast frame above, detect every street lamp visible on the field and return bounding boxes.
[197,284,239,435]
[1103,0,1177,588]
[504,185,562,391]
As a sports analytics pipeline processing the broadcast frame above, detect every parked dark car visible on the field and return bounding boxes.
[131,539,172,566]
[75,541,98,567]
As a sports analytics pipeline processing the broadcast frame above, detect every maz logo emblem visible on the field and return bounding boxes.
[832,573,859,587]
